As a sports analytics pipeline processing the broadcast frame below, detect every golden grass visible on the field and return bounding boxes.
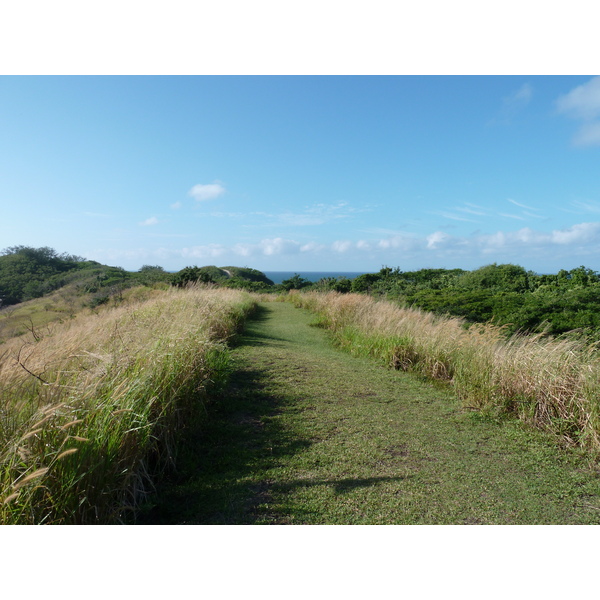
[290,291,600,453]
[0,284,256,523]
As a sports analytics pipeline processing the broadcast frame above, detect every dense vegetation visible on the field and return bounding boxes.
[290,291,600,455]
[171,265,274,290]
[0,246,274,309]
[0,286,256,523]
[0,246,169,309]
[4,246,600,340]
[324,264,600,340]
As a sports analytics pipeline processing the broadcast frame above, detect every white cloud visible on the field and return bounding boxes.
[83,221,600,273]
[426,231,450,249]
[471,223,600,254]
[181,244,226,259]
[376,222,600,264]
[556,77,600,121]
[188,182,226,202]
[259,237,300,256]
[232,238,302,258]
[332,240,352,253]
[572,121,600,147]
[377,234,420,251]
[556,77,600,147]
[170,201,182,210]
[550,222,600,245]
[300,241,326,252]
[139,217,159,226]
[232,243,252,257]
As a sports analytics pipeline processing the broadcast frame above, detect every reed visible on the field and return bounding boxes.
[290,291,600,453]
[0,285,256,524]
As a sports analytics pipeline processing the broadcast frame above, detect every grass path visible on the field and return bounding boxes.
[143,301,600,524]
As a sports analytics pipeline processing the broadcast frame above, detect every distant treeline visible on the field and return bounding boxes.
[3,246,600,339]
[312,264,600,339]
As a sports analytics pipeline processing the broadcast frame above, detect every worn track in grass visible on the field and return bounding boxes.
[143,301,600,524]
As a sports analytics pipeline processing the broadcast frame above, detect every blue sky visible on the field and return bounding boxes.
[2,75,600,274]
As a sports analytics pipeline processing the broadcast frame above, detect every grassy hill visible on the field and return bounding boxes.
[0,246,275,309]
[0,285,256,523]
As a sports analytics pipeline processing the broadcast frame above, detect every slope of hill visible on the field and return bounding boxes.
[1,246,276,312]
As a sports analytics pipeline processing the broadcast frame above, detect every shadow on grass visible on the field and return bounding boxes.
[230,303,290,348]
[139,303,313,525]
[273,475,408,495]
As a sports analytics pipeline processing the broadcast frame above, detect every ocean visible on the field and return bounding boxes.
[263,271,369,284]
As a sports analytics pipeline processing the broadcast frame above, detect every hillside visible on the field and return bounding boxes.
[0,246,275,310]
[0,286,256,524]
[179,265,274,286]
[6,245,600,342]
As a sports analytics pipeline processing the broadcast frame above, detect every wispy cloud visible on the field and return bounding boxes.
[571,200,600,214]
[497,199,546,222]
[489,83,533,125]
[572,122,600,147]
[251,202,367,228]
[556,77,600,147]
[431,210,479,223]
[508,198,536,211]
[188,182,226,202]
[139,217,159,226]
[523,211,547,220]
[456,205,488,217]
[499,213,526,221]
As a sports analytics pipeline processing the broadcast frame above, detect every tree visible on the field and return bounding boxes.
[0,246,84,306]
[280,274,311,291]
[137,265,169,285]
[458,263,531,292]
[171,266,214,287]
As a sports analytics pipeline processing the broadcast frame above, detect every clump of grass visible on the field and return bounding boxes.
[0,285,256,524]
[289,292,600,454]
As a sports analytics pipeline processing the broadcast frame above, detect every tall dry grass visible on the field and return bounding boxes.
[290,291,600,453]
[0,285,256,524]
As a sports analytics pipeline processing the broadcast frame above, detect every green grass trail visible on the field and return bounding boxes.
[143,301,600,524]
